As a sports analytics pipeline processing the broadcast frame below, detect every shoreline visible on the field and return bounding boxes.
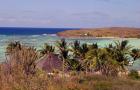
[57,27,140,39]
[58,36,140,40]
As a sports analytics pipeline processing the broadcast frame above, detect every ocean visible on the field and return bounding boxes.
[0,27,140,70]
[0,27,76,35]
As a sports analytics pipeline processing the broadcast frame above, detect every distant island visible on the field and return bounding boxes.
[57,27,140,38]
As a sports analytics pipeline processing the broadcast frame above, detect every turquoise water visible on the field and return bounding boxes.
[0,35,140,70]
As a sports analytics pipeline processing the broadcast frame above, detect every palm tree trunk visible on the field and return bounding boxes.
[62,57,65,78]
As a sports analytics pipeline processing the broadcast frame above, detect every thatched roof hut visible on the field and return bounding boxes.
[36,53,63,72]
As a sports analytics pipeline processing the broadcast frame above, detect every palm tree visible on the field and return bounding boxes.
[79,43,89,59]
[71,40,90,71]
[131,49,140,60]
[39,43,55,56]
[113,40,131,70]
[99,40,132,76]
[39,43,55,72]
[57,39,69,72]
[5,41,38,75]
[5,41,22,63]
[6,41,22,54]
[84,40,132,76]
[130,49,140,65]
[71,40,89,60]
[71,40,80,59]
[23,47,38,75]
[85,43,99,72]
[90,43,98,49]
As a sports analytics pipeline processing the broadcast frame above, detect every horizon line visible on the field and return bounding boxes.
[0,26,140,29]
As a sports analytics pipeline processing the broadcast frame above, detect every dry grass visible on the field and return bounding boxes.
[57,27,140,38]
[1,66,140,90]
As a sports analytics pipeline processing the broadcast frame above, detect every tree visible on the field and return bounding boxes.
[131,49,140,60]
[57,39,69,72]
[112,40,131,70]
[71,40,89,71]
[5,42,38,75]
[39,43,55,56]
[6,41,22,54]
[85,43,99,72]
[85,40,135,76]
[71,40,81,59]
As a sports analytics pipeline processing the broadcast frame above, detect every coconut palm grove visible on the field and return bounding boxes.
[0,39,140,90]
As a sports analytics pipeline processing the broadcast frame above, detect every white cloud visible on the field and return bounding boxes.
[0,17,54,25]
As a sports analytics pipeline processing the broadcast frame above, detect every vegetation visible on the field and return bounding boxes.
[128,70,140,79]
[57,39,69,73]
[0,40,140,90]
[39,43,55,56]
[57,27,140,38]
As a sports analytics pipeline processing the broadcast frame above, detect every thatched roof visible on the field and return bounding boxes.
[36,53,62,72]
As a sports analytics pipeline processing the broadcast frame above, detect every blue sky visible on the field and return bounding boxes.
[0,0,140,28]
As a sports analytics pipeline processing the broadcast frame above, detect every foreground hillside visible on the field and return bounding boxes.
[1,40,140,90]
[57,27,140,38]
[1,71,140,90]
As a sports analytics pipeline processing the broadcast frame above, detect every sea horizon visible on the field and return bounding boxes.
[0,27,79,35]
[1,26,140,35]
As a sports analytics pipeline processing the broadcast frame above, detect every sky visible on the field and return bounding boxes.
[0,0,140,28]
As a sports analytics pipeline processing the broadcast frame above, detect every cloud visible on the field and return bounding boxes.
[0,17,54,25]
[72,11,111,20]
[98,0,111,1]
[0,18,16,23]
[97,0,111,2]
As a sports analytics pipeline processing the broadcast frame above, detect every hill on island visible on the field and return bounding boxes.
[57,27,140,38]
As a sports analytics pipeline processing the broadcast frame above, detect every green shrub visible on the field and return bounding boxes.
[128,70,139,79]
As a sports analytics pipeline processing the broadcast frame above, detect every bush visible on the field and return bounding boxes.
[128,70,139,79]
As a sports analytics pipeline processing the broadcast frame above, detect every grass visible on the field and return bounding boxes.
[1,67,140,90]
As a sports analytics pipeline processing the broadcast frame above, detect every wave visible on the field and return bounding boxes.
[42,34,47,36]
[31,35,40,37]
[47,34,57,36]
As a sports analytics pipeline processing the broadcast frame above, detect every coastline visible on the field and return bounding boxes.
[57,27,140,38]
[58,36,140,40]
